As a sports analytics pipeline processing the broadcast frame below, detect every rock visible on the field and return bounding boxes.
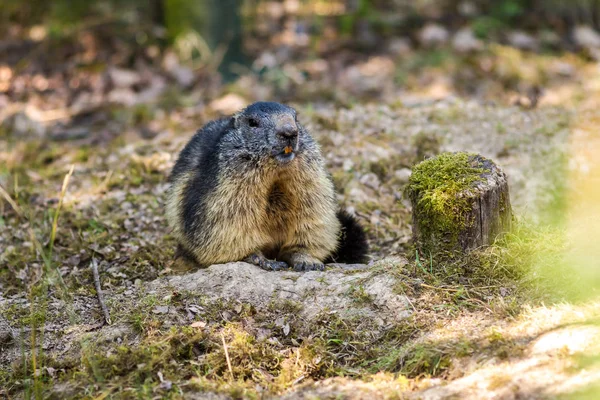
[155,261,412,322]
[507,31,539,51]
[418,23,449,47]
[107,88,137,106]
[162,51,196,88]
[452,27,483,53]
[387,37,412,56]
[342,159,354,172]
[171,66,195,88]
[339,56,395,96]
[347,186,372,204]
[108,67,141,88]
[394,168,412,183]
[359,173,380,190]
[153,305,169,314]
[573,25,600,49]
[552,61,575,78]
[1,106,46,138]
[136,75,167,103]
[300,59,328,78]
[458,1,478,17]
[254,52,278,69]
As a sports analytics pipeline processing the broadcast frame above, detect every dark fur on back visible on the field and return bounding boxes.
[326,210,369,264]
[169,118,231,182]
[169,118,231,246]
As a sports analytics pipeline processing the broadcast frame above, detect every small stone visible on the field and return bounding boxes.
[157,380,172,391]
[507,31,539,51]
[275,316,285,327]
[419,23,449,47]
[107,88,137,106]
[108,67,141,88]
[152,305,169,314]
[552,61,575,77]
[254,52,278,69]
[573,25,600,49]
[187,305,203,314]
[360,173,380,190]
[137,75,167,104]
[394,168,412,183]
[387,37,412,56]
[458,1,478,16]
[2,107,46,138]
[342,159,354,172]
[171,66,195,88]
[348,187,370,204]
[338,56,395,96]
[452,27,483,53]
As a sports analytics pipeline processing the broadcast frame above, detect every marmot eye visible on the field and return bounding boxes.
[248,118,259,128]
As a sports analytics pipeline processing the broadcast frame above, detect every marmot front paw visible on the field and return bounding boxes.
[292,261,325,272]
[284,253,325,272]
[245,253,289,271]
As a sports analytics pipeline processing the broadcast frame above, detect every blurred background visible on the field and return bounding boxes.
[2,0,600,130]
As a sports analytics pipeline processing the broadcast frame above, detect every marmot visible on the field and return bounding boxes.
[166,101,368,271]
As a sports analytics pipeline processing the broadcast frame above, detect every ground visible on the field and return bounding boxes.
[1,39,600,399]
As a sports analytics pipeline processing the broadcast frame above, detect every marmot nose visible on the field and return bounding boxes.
[277,124,298,140]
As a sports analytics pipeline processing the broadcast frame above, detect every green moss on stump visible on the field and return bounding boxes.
[408,152,510,255]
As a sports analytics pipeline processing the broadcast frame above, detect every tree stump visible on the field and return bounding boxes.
[407,152,512,255]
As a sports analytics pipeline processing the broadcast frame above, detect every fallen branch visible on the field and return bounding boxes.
[91,257,111,325]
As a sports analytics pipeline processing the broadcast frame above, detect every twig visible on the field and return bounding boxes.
[221,333,233,380]
[91,258,111,325]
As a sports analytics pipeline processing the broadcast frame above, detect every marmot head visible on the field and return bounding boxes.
[228,102,306,166]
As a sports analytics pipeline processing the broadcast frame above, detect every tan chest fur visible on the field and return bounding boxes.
[205,156,338,263]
